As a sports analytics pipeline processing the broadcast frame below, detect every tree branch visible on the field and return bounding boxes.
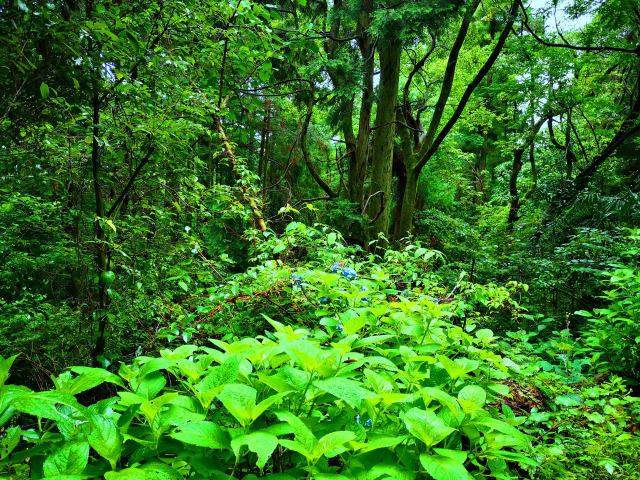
[416,0,519,173]
[106,143,155,217]
[300,87,337,198]
[419,0,481,155]
[518,0,640,56]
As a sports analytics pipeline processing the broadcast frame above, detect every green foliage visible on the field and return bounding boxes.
[578,229,640,380]
[0,299,534,478]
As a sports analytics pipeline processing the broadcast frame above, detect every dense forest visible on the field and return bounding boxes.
[1,0,639,478]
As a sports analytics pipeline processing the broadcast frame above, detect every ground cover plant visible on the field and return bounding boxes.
[1,0,639,478]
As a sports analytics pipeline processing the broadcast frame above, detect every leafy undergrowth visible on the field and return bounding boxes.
[1,225,639,479]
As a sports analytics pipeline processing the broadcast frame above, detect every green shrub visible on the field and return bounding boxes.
[0,295,534,479]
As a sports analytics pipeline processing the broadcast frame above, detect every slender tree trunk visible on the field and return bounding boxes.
[507,116,546,228]
[367,36,401,239]
[258,100,271,201]
[87,0,108,365]
[507,147,525,228]
[396,168,419,240]
[565,108,573,178]
[214,113,268,232]
[300,89,337,199]
[395,0,518,238]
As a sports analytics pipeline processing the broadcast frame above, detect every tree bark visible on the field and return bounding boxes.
[367,36,401,239]
[351,0,375,206]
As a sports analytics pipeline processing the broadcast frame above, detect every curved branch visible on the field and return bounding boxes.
[416,0,519,173]
[402,33,436,109]
[419,0,481,155]
[518,0,640,56]
[107,143,155,217]
[300,88,337,198]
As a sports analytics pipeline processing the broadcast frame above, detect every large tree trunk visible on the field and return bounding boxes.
[367,36,401,239]
[350,0,374,206]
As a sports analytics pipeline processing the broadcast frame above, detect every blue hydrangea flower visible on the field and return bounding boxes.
[291,273,303,285]
[364,419,373,428]
[341,267,357,280]
[336,324,344,332]
[330,261,343,273]
[319,296,330,304]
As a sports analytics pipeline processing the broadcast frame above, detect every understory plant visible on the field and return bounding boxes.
[1,288,534,479]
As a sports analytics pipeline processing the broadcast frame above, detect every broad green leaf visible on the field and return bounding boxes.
[314,377,375,409]
[40,82,50,98]
[437,356,479,379]
[104,462,182,479]
[252,391,291,422]
[470,417,530,448]
[0,426,20,460]
[275,411,316,451]
[217,383,257,426]
[86,414,122,469]
[554,394,582,407]
[60,367,124,395]
[343,315,368,335]
[278,438,313,460]
[135,372,167,400]
[170,421,228,449]
[195,355,241,406]
[231,431,278,470]
[43,442,89,476]
[475,329,494,342]
[314,430,356,459]
[352,435,406,453]
[403,407,455,447]
[139,392,180,423]
[284,341,327,373]
[0,355,18,387]
[457,385,486,412]
[12,391,84,429]
[420,387,464,423]
[258,366,309,393]
[420,450,472,480]
[366,463,415,480]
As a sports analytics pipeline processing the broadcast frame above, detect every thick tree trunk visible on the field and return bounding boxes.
[367,36,401,239]
[351,0,375,206]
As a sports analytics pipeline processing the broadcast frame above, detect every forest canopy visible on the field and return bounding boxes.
[0,0,639,479]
